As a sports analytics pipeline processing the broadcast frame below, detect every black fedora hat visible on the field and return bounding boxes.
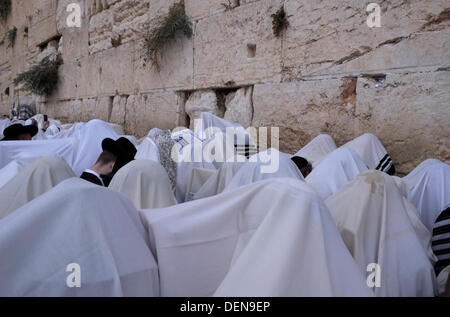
[1,123,38,141]
[101,137,137,174]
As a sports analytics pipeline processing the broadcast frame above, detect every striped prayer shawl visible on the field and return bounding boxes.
[432,206,450,275]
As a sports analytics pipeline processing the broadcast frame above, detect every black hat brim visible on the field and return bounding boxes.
[2,124,38,141]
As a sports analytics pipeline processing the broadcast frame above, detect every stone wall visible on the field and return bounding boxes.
[0,0,449,173]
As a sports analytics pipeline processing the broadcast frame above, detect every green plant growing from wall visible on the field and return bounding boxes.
[144,0,192,70]
[7,26,16,48]
[0,0,12,22]
[271,6,289,37]
[14,55,62,97]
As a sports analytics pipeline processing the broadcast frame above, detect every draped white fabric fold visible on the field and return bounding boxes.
[306,147,368,200]
[140,178,373,297]
[405,161,450,232]
[343,133,393,173]
[294,134,337,168]
[0,178,159,297]
[0,157,75,220]
[326,171,437,296]
[223,149,304,192]
[109,160,176,210]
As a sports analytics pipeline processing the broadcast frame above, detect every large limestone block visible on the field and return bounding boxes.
[95,96,113,122]
[88,7,114,54]
[283,0,450,80]
[56,55,101,100]
[133,36,194,92]
[56,0,90,60]
[252,79,358,153]
[185,90,224,127]
[124,91,187,137]
[185,0,228,20]
[99,42,135,95]
[224,86,253,128]
[355,71,450,174]
[194,0,283,89]
[110,94,128,125]
[28,16,59,48]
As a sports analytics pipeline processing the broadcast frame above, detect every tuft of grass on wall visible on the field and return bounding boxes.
[7,26,16,48]
[144,0,192,69]
[14,55,62,97]
[0,0,11,22]
[271,6,289,37]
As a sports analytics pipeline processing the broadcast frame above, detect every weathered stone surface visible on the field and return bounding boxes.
[124,91,187,137]
[283,0,450,80]
[185,90,224,128]
[224,86,253,127]
[355,71,450,174]
[194,0,283,88]
[252,79,358,155]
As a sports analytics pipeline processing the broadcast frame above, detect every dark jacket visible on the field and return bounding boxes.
[80,171,104,186]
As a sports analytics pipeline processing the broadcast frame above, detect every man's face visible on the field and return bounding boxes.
[17,133,32,141]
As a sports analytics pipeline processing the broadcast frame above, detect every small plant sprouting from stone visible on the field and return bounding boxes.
[7,26,16,48]
[0,0,11,22]
[271,6,289,37]
[222,0,240,11]
[144,0,192,70]
[14,55,62,96]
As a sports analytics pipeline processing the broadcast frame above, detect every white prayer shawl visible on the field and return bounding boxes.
[0,120,120,177]
[406,162,450,232]
[135,137,160,163]
[195,112,255,144]
[0,178,159,297]
[403,159,443,192]
[0,138,78,171]
[70,119,120,176]
[343,133,393,173]
[140,178,373,297]
[0,157,40,189]
[185,168,216,201]
[174,134,216,203]
[0,157,76,220]
[294,134,337,168]
[306,147,368,200]
[193,161,246,200]
[109,160,176,210]
[326,171,437,297]
[224,149,304,193]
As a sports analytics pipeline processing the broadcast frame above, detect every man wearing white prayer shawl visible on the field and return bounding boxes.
[223,149,304,193]
[404,161,450,232]
[403,159,442,191]
[173,129,216,203]
[192,160,246,200]
[0,157,75,220]
[0,157,40,189]
[109,160,176,210]
[140,178,374,297]
[294,134,337,168]
[306,147,368,200]
[325,171,437,297]
[0,178,159,297]
[343,133,396,175]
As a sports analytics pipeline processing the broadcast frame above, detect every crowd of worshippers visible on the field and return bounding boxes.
[0,111,448,297]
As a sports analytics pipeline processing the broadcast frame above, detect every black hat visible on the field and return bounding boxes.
[1,123,38,141]
[101,137,137,174]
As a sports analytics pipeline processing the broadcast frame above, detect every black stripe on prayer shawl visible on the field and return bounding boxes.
[432,237,450,247]
[433,224,450,236]
[435,207,450,222]
[375,154,390,170]
[381,158,393,172]
[433,248,450,256]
